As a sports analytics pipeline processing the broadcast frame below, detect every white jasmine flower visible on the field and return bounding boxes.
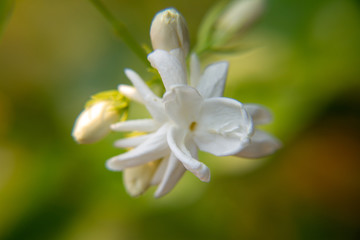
[72,6,280,198]
[107,49,255,197]
[150,8,190,56]
[72,101,121,144]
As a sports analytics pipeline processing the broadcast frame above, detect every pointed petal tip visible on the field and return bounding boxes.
[105,157,124,171]
[183,161,211,182]
[244,104,273,125]
[154,189,166,198]
[123,69,135,80]
[217,61,229,68]
[200,167,211,182]
[124,68,133,74]
[235,131,282,158]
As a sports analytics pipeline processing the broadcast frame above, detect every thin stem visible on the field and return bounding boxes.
[89,0,150,67]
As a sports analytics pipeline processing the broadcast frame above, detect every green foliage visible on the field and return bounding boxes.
[195,0,229,55]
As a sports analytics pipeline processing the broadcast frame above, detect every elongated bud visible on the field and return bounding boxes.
[123,160,160,197]
[215,0,265,38]
[72,101,120,144]
[150,8,190,56]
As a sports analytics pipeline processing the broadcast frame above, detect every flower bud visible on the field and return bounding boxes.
[123,160,160,197]
[150,8,190,56]
[213,0,265,44]
[72,101,120,144]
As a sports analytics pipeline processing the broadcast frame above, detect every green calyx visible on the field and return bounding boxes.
[85,90,129,120]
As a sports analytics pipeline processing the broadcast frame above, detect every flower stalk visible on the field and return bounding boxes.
[88,0,150,67]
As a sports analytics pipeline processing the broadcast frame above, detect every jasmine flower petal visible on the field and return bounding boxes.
[118,85,144,104]
[163,86,203,128]
[154,153,186,198]
[169,48,186,71]
[235,130,282,158]
[124,69,166,122]
[114,133,153,148]
[151,155,169,185]
[167,126,210,182]
[148,49,187,90]
[189,53,201,87]
[196,61,228,98]
[194,97,253,156]
[244,104,272,125]
[106,125,169,171]
[111,119,159,132]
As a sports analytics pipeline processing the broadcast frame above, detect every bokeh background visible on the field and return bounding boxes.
[1,0,360,239]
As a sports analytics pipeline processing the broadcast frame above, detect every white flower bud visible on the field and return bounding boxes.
[150,8,190,56]
[214,0,265,41]
[72,101,120,144]
[123,161,160,197]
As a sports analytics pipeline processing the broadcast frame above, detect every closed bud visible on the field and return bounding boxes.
[123,161,160,197]
[214,0,265,44]
[72,101,120,144]
[150,8,190,56]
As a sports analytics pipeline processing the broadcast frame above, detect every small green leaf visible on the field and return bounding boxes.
[194,0,229,55]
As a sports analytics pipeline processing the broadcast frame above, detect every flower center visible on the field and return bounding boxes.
[189,121,197,132]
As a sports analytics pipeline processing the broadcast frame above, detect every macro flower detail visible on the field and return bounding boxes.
[72,6,281,198]
[107,49,255,196]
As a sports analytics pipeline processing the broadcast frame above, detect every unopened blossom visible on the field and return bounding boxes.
[215,0,265,35]
[72,101,121,144]
[150,8,190,56]
[123,160,161,197]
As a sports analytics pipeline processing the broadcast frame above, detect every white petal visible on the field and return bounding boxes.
[114,133,152,148]
[111,119,159,132]
[169,48,186,73]
[118,85,144,104]
[147,49,187,90]
[167,126,210,182]
[235,130,282,158]
[124,69,166,121]
[154,153,186,198]
[106,125,169,171]
[189,53,201,87]
[194,97,253,156]
[163,86,203,128]
[196,61,228,98]
[244,104,272,125]
[151,156,169,185]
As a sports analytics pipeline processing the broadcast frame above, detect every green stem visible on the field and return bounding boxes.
[89,0,149,67]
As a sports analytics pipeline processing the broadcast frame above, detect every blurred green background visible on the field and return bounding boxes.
[1,0,360,239]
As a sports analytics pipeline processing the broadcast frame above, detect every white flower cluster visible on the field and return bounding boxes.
[72,6,280,198]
